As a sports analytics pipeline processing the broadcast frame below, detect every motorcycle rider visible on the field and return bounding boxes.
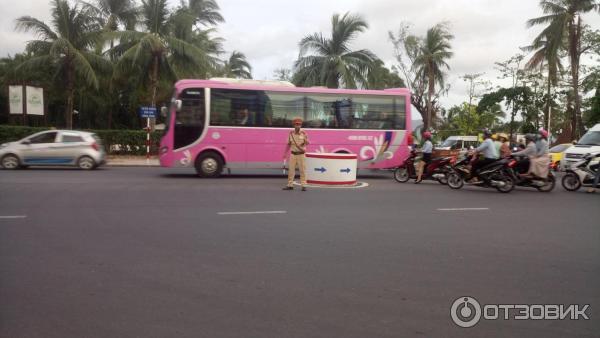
[497,133,511,158]
[415,131,433,183]
[528,129,550,179]
[512,134,537,175]
[469,129,499,183]
[586,153,600,193]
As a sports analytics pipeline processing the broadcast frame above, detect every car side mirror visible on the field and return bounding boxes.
[572,141,577,145]
[22,140,31,145]
[160,106,168,117]
[175,100,182,112]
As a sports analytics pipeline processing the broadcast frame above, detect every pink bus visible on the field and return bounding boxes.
[159,78,412,177]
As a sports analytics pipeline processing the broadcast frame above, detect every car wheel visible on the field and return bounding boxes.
[195,152,223,178]
[561,172,581,191]
[447,172,464,189]
[1,154,20,170]
[77,156,96,170]
[393,167,409,183]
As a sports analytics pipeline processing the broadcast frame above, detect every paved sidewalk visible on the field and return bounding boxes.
[106,156,160,167]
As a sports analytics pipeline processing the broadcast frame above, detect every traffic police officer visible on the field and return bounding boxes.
[283,117,309,191]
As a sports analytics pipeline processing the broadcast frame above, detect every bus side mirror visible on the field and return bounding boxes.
[160,106,168,117]
[175,100,182,112]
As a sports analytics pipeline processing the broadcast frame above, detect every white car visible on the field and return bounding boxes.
[561,123,600,170]
[0,130,106,170]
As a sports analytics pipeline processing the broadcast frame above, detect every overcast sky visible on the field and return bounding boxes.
[1,0,599,113]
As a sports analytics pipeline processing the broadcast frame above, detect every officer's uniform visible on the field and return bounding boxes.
[287,129,309,187]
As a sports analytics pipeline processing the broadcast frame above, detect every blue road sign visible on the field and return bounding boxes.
[139,107,157,118]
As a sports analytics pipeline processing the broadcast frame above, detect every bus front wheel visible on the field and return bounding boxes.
[195,152,223,178]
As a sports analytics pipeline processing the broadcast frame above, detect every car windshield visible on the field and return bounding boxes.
[441,139,457,148]
[577,131,600,146]
[549,144,568,153]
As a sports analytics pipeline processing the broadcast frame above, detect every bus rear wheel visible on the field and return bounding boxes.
[195,152,223,178]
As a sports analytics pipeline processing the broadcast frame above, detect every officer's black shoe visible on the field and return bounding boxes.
[301,187,307,191]
[282,186,293,190]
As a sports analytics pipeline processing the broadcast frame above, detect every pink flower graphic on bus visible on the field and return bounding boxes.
[180,150,192,166]
[359,133,394,162]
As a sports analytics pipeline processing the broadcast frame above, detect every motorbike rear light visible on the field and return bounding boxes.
[91,142,99,151]
[508,160,517,168]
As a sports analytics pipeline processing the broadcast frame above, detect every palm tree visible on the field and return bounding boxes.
[221,51,252,79]
[528,0,599,138]
[413,23,454,130]
[185,0,224,27]
[15,0,110,129]
[524,32,563,129]
[83,0,138,128]
[110,0,217,108]
[293,12,377,89]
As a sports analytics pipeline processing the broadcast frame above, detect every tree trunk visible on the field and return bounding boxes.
[545,73,551,129]
[65,62,74,130]
[425,64,434,130]
[151,56,159,108]
[569,17,583,139]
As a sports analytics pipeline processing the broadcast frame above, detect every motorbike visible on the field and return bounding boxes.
[504,156,556,192]
[446,154,515,193]
[561,152,600,192]
[393,149,453,184]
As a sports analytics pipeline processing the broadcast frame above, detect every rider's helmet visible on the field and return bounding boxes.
[483,129,492,138]
[525,133,536,142]
[538,128,549,139]
[423,131,432,140]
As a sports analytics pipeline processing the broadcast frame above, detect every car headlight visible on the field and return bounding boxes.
[0,143,7,149]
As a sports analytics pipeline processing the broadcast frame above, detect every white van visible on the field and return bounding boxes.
[561,123,600,169]
[437,136,479,150]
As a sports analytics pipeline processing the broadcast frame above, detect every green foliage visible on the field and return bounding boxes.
[0,125,163,155]
[366,60,405,89]
[293,12,377,89]
[584,87,600,127]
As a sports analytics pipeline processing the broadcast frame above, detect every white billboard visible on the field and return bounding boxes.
[26,86,44,115]
[9,85,23,115]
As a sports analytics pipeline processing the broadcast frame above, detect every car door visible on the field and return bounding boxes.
[20,131,60,165]
[55,132,86,164]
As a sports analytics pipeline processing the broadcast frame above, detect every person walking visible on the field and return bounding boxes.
[283,117,309,191]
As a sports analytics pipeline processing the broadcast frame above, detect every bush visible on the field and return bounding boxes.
[0,125,163,156]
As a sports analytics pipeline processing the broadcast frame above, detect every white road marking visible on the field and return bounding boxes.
[218,211,287,215]
[0,215,27,219]
[437,208,490,211]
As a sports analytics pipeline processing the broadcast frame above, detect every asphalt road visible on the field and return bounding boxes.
[1,167,599,338]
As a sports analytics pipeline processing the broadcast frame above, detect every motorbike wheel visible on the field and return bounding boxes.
[561,172,581,191]
[494,173,515,193]
[536,174,556,192]
[437,174,448,185]
[447,172,464,189]
[393,167,410,183]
